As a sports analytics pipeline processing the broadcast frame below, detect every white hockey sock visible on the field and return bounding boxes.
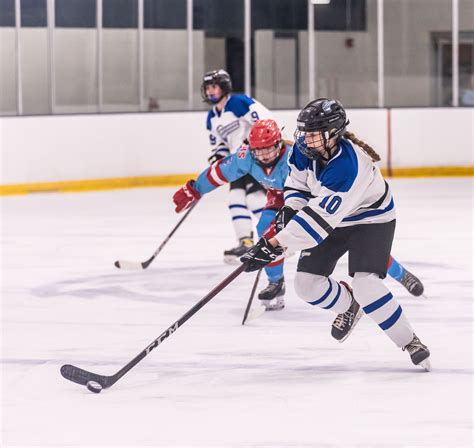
[294,272,352,314]
[228,188,253,240]
[352,272,414,347]
[245,189,266,219]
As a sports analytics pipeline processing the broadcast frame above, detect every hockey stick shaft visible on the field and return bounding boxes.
[242,268,262,325]
[149,202,198,260]
[61,264,246,389]
[115,202,198,269]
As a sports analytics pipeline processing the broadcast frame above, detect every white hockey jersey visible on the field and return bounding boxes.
[277,138,396,253]
[206,94,273,160]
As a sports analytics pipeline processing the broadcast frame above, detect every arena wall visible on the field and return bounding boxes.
[0,108,472,194]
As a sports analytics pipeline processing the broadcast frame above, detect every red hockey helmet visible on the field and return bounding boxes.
[249,119,281,149]
[248,119,283,167]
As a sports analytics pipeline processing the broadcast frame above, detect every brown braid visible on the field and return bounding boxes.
[343,131,381,162]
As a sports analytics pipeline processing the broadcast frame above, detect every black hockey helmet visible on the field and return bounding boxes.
[201,69,232,104]
[294,98,349,161]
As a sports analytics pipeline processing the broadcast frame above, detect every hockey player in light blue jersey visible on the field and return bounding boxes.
[241,99,430,370]
[174,119,288,310]
[201,70,274,264]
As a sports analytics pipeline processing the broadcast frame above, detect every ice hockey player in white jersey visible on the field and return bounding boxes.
[241,98,431,370]
[201,69,273,263]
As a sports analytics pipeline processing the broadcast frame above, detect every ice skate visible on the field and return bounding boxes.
[399,268,424,297]
[223,236,254,264]
[258,277,285,311]
[403,334,431,371]
[331,281,363,342]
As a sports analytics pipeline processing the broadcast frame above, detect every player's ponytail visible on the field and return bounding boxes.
[344,131,381,162]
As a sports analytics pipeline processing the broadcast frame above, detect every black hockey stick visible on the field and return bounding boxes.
[241,268,263,325]
[60,264,246,392]
[114,202,198,270]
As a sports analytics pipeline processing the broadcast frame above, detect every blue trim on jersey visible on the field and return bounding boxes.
[232,215,251,221]
[292,215,323,244]
[206,110,215,131]
[342,198,394,222]
[363,292,393,314]
[322,282,341,310]
[320,139,358,193]
[229,204,247,209]
[379,305,402,330]
[285,192,309,201]
[309,279,333,305]
[224,94,254,118]
[289,146,313,171]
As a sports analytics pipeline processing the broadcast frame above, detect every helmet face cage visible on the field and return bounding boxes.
[294,98,348,161]
[201,70,232,104]
[250,141,283,168]
[294,129,341,161]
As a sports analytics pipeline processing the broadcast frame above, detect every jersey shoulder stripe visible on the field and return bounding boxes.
[289,146,312,171]
[320,139,358,192]
[224,94,255,117]
[206,109,215,130]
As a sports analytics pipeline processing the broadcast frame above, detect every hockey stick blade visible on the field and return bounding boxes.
[244,305,266,323]
[60,364,114,389]
[114,259,149,270]
[61,264,245,392]
[114,203,197,271]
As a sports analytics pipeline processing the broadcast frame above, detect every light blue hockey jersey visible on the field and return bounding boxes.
[194,144,290,205]
[277,138,396,253]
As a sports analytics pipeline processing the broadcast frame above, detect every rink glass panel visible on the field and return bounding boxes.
[54,0,98,114]
[102,0,140,113]
[144,0,188,112]
[310,0,377,108]
[0,0,473,115]
[192,0,245,111]
[251,0,306,109]
[0,27,17,115]
[384,0,450,107]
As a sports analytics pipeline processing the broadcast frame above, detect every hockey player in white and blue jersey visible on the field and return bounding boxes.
[241,99,431,370]
[173,119,288,310]
[201,70,273,264]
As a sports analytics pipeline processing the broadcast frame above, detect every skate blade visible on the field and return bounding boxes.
[259,298,285,311]
[263,304,285,311]
[338,309,364,344]
[418,358,431,372]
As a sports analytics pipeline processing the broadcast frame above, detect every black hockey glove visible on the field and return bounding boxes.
[275,206,297,232]
[208,152,225,165]
[240,237,284,272]
[208,146,230,165]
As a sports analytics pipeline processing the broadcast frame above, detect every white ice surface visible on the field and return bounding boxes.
[1,178,473,447]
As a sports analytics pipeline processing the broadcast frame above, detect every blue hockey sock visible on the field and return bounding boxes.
[265,262,284,283]
[387,256,405,281]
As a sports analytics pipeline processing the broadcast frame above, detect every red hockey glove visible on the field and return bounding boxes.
[173,180,201,213]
